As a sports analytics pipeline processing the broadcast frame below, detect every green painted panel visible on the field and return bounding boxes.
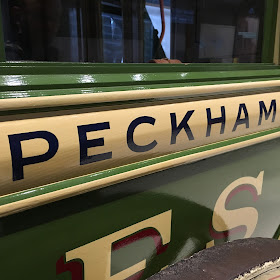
[262,0,278,63]
[0,63,279,103]
[0,63,278,75]
[1,70,280,90]
[0,137,279,279]
[1,77,280,103]
[0,40,279,279]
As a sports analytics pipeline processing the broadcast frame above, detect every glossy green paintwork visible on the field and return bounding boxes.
[1,137,280,279]
[0,62,279,207]
[262,0,279,63]
[0,63,279,104]
[0,64,279,280]
[1,70,280,92]
[0,1,279,277]
[0,63,279,278]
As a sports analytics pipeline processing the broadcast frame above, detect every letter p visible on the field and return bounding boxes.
[9,131,59,181]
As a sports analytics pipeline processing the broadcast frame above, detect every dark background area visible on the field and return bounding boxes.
[0,0,265,63]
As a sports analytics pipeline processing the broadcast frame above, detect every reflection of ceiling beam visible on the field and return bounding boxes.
[0,3,5,62]
[86,0,104,62]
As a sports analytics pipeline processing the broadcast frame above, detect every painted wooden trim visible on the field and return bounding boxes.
[262,0,278,63]
[1,80,280,111]
[1,91,279,196]
[0,130,279,217]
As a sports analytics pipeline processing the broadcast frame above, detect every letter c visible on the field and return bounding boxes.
[127,116,157,153]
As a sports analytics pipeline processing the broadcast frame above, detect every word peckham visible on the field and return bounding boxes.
[0,92,278,195]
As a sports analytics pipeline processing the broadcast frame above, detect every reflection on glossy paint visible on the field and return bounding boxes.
[4,91,30,98]
[3,75,28,86]
[173,237,199,263]
[133,86,147,91]
[180,73,188,78]
[78,75,96,84]
[81,89,95,94]
[132,74,144,82]
[12,188,38,202]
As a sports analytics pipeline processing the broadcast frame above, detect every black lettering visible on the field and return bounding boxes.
[9,131,59,181]
[233,103,249,132]
[206,106,226,137]
[127,116,157,153]
[170,111,194,144]
[78,122,112,165]
[258,100,276,125]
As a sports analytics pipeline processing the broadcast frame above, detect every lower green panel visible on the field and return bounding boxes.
[1,137,280,279]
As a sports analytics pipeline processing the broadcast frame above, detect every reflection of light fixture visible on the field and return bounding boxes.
[79,75,95,84]
[7,91,29,98]
[132,74,144,81]
[3,75,27,86]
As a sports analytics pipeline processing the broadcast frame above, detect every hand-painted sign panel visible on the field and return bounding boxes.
[55,172,264,280]
[1,135,280,280]
[58,211,171,280]
[0,93,278,195]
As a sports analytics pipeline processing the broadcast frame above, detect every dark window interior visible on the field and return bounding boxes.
[1,0,266,63]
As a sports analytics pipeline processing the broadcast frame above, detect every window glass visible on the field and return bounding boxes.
[1,0,88,61]
[1,0,266,63]
[102,1,123,62]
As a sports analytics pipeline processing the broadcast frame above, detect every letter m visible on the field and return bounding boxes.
[258,100,276,126]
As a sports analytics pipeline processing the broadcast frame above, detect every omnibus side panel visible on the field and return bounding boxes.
[0,137,279,279]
